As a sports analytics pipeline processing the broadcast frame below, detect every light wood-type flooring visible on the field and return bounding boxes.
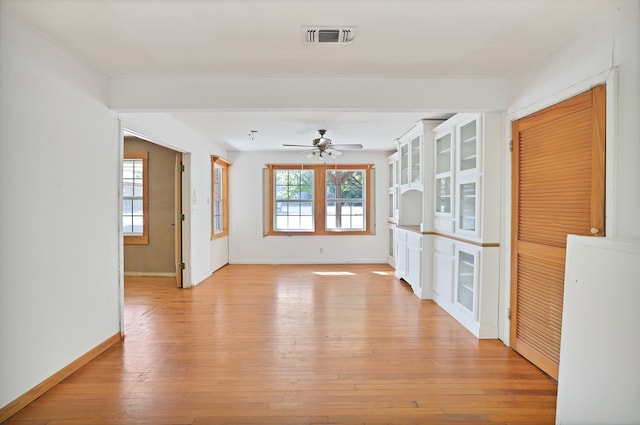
[5,264,557,425]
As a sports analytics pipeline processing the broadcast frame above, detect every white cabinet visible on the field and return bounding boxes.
[434,129,454,233]
[457,117,480,175]
[397,127,422,192]
[406,231,422,294]
[395,227,408,278]
[432,113,500,242]
[433,237,454,303]
[387,224,396,267]
[456,176,480,237]
[455,246,478,314]
[390,113,501,339]
[394,227,422,297]
[387,152,399,224]
[433,237,499,338]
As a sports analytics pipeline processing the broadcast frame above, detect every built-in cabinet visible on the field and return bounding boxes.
[389,113,501,338]
[398,128,422,191]
[390,120,440,298]
[394,226,423,297]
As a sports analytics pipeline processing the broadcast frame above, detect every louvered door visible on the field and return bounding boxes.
[510,86,605,379]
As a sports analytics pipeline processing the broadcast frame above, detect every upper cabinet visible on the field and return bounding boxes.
[433,113,500,243]
[434,129,454,232]
[387,152,399,224]
[397,126,423,192]
[457,117,479,174]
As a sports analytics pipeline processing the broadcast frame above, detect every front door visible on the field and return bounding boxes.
[510,85,606,379]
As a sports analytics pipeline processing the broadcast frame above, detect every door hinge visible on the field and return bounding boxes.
[509,139,513,152]
[507,307,511,320]
[178,163,185,172]
[178,213,185,221]
[178,262,185,270]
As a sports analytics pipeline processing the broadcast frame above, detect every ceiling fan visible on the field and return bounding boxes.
[283,129,363,158]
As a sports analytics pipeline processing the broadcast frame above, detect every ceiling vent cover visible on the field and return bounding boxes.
[303,27,356,44]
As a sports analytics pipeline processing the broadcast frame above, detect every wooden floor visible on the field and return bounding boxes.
[5,264,557,425]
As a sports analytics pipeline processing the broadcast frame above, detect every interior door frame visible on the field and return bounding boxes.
[500,69,617,345]
[117,125,193,332]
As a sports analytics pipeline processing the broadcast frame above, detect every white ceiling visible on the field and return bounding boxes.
[1,0,612,151]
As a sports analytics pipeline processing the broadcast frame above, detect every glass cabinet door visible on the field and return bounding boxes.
[458,180,477,232]
[435,132,452,214]
[410,135,421,184]
[388,161,394,189]
[388,192,394,219]
[459,119,478,172]
[436,177,451,213]
[400,143,409,185]
[457,250,475,312]
[436,133,452,174]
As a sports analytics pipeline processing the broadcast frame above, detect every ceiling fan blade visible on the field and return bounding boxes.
[283,144,314,147]
[330,144,363,149]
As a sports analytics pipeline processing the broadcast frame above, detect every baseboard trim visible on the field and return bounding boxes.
[0,332,122,423]
[124,272,176,277]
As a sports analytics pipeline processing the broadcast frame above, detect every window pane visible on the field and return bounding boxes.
[133,180,143,197]
[123,215,133,233]
[123,199,133,214]
[123,160,135,179]
[123,179,134,197]
[132,216,144,234]
[132,199,143,214]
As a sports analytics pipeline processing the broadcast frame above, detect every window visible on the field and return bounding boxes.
[123,151,148,244]
[211,156,231,239]
[274,168,315,231]
[266,164,373,236]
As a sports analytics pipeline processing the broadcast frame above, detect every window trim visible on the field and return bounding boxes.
[123,151,149,245]
[265,163,374,236]
[211,156,231,240]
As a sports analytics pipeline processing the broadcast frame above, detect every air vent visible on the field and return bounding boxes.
[303,27,356,44]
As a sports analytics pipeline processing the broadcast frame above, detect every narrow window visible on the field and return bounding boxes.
[211,156,231,239]
[123,151,149,244]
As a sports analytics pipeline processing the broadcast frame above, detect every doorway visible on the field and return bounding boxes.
[123,135,185,288]
[510,85,606,379]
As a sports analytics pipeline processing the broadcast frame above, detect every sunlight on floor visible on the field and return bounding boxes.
[372,270,394,276]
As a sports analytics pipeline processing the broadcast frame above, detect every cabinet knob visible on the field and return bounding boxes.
[590,228,601,237]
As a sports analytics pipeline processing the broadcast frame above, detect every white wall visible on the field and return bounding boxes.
[0,13,120,408]
[119,113,230,286]
[228,150,390,264]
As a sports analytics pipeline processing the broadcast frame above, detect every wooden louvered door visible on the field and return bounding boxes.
[510,86,605,379]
